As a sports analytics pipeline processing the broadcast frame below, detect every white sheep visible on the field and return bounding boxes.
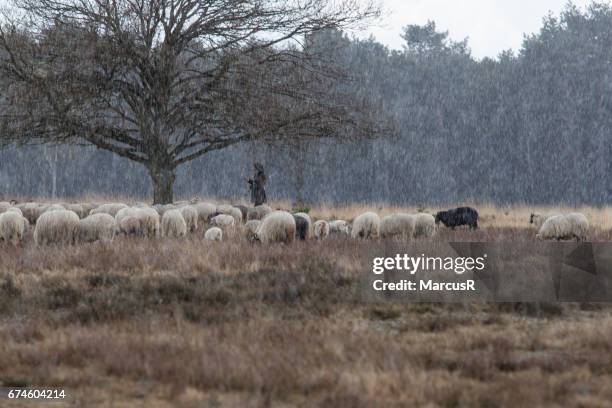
[90,203,128,217]
[136,207,160,238]
[216,204,243,225]
[179,205,198,233]
[244,220,261,241]
[255,211,296,244]
[530,212,562,229]
[65,203,85,219]
[204,227,223,241]
[537,213,589,241]
[193,202,217,226]
[414,213,436,239]
[162,210,187,238]
[78,214,116,243]
[313,220,330,240]
[6,207,23,216]
[119,216,141,236]
[247,204,273,221]
[0,212,27,245]
[329,220,350,236]
[210,214,235,228]
[43,204,66,213]
[380,213,416,240]
[34,210,80,245]
[351,212,381,240]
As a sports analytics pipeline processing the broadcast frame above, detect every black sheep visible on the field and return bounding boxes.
[435,207,479,230]
[294,215,310,240]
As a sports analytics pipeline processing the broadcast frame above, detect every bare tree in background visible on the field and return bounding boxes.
[0,0,384,203]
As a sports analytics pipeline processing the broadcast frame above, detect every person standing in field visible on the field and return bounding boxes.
[248,162,267,206]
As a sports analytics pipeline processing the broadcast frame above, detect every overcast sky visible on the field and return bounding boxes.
[360,0,594,58]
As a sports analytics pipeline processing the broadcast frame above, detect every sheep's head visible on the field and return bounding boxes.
[434,212,442,225]
[529,213,537,224]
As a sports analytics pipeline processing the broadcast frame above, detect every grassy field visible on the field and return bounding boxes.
[1,203,612,406]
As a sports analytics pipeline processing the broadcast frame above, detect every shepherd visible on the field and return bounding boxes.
[248,162,267,206]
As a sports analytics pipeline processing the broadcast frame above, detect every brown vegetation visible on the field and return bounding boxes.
[1,210,612,406]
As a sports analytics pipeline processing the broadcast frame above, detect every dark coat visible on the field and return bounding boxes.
[294,215,309,240]
[248,166,267,206]
[435,207,479,229]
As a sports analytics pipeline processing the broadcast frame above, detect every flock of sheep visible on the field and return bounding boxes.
[0,200,591,246]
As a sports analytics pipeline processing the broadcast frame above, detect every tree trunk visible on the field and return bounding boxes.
[149,166,176,204]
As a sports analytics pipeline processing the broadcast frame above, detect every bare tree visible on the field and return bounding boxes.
[0,0,383,203]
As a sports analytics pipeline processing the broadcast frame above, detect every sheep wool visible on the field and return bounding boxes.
[90,203,129,217]
[0,212,27,245]
[79,214,116,243]
[204,227,223,241]
[537,213,589,241]
[179,206,198,233]
[256,211,296,244]
[193,202,217,226]
[119,216,141,236]
[34,210,80,245]
[293,212,312,240]
[529,212,561,229]
[380,213,416,240]
[247,204,272,221]
[414,213,436,238]
[351,212,381,239]
[245,220,261,241]
[65,203,85,219]
[329,220,350,235]
[162,210,187,238]
[313,220,330,240]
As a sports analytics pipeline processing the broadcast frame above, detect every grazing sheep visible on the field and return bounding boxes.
[162,210,187,238]
[255,211,296,244]
[435,207,479,230]
[65,203,85,219]
[80,203,96,215]
[329,220,350,236]
[293,212,312,240]
[247,204,272,221]
[414,213,436,239]
[210,214,235,236]
[380,213,416,240]
[529,212,561,229]
[0,212,27,245]
[44,204,66,214]
[78,214,116,243]
[119,216,141,236]
[6,207,23,216]
[234,205,249,223]
[351,212,381,239]
[537,213,589,241]
[90,203,128,217]
[179,206,198,233]
[154,204,176,216]
[216,204,243,225]
[193,202,217,226]
[137,207,161,238]
[245,220,261,241]
[204,227,223,241]
[114,207,139,225]
[34,210,80,245]
[313,220,330,240]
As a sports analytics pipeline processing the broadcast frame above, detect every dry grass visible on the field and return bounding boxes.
[2,203,612,406]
